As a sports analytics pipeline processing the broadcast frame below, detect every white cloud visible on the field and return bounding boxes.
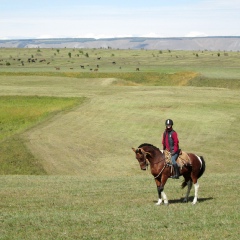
[140,33,164,38]
[75,33,116,39]
[185,31,208,37]
[75,33,135,39]
[37,34,55,39]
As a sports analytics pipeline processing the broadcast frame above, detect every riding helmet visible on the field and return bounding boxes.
[165,119,173,126]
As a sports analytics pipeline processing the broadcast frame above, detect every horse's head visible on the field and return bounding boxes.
[132,147,151,170]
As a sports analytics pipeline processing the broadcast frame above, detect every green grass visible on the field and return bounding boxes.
[0,136,47,175]
[0,95,85,141]
[0,48,240,239]
[0,95,86,174]
[0,174,239,239]
[1,48,240,77]
[1,71,240,89]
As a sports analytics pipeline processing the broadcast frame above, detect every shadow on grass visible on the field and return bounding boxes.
[153,197,213,204]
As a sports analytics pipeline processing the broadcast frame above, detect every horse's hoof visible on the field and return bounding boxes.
[164,203,169,206]
[192,198,198,205]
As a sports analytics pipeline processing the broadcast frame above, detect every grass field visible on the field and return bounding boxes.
[0,48,240,239]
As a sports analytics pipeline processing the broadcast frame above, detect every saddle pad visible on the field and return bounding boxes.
[177,151,191,168]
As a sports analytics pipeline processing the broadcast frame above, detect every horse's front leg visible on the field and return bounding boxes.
[155,179,168,206]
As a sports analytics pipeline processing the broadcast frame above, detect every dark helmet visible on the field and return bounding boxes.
[165,119,173,126]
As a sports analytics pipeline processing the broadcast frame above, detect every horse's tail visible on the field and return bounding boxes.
[198,156,206,179]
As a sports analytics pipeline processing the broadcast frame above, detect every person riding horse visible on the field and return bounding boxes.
[162,119,180,179]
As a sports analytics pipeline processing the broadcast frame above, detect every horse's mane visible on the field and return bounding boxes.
[138,143,159,150]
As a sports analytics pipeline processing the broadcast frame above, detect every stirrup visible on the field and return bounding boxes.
[169,175,179,179]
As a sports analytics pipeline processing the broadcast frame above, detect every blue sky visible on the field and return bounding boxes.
[1,0,239,39]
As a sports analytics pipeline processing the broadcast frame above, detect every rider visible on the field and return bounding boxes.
[162,119,180,179]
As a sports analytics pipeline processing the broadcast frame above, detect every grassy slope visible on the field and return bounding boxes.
[0,95,86,174]
[0,48,240,239]
[1,76,239,176]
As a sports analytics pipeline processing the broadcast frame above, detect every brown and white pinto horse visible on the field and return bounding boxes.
[132,143,205,205]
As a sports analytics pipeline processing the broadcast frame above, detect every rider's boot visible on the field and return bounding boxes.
[172,163,180,179]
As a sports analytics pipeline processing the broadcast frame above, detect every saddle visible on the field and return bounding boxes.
[164,150,191,169]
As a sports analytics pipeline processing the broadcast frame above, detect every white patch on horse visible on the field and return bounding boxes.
[195,155,202,169]
[161,191,168,205]
[156,191,168,206]
[192,182,199,205]
[156,198,162,205]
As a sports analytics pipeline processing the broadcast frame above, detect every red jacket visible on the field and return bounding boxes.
[162,129,179,153]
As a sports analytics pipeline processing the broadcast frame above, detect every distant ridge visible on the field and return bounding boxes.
[1,37,240,51]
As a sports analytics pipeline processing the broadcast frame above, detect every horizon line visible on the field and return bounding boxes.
[1,35,240,41]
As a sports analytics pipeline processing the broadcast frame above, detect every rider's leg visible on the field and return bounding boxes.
[171,153,179,179]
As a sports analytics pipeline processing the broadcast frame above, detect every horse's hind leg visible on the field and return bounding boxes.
[192,181,199,205]
[183,180,192,203]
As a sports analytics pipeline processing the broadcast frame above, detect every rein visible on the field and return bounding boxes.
[148,157,167,179]
[154,162,167,179]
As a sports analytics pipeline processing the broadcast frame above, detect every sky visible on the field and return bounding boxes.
[0,0,240,39]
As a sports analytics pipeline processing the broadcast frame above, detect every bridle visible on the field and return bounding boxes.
[135,148,149,168]
[136,148,167,177]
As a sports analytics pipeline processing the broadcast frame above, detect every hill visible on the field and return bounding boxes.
[1,36,240,51]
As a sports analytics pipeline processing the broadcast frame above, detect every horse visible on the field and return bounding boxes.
[132,143,206,205]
